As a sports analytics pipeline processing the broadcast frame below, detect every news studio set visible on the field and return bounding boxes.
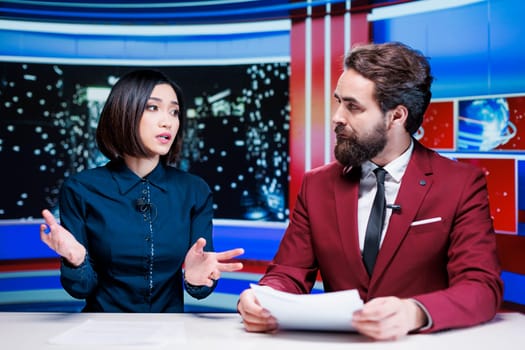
[0,0,524,348]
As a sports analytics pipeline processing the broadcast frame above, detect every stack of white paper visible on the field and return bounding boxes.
[250,284,364,332]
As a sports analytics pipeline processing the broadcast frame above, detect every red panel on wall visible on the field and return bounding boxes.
[351,11,370,45]
[329,15,347,163]
[419,101,455,150]
[310,16,328,170]
[289,9,372,211]
[289,19,307,213]
[458,158,517,234]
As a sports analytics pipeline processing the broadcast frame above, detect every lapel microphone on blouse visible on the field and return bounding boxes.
[135,198,158,221]
[135,198,151,213]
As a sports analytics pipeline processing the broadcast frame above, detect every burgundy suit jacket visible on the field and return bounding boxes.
[260,141,503,332]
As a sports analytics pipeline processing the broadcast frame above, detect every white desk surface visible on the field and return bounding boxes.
[0,312,523,350]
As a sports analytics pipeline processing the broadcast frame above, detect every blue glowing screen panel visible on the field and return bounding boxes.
[0,62,290,222]
[373,0,525,99]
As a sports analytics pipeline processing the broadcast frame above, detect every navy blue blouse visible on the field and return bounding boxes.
[58,160,215,312]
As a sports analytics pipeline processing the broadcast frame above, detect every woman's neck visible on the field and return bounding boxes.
[123,156,160,178]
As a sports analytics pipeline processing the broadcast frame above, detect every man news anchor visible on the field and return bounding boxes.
[237,42,503,341]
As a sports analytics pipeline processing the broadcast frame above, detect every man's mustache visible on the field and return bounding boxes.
[334,124,346,135]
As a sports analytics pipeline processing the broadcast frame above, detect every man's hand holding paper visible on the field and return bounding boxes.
[248,284,364,332]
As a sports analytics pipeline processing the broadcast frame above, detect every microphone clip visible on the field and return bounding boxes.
[386,204,402,212]
[135,198,150,213]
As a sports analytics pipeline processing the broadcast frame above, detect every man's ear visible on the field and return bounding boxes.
[389,105,408,127]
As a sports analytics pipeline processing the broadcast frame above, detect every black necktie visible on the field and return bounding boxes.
[363,167,387,276]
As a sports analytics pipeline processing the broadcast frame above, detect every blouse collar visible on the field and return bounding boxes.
[108,159,169,195]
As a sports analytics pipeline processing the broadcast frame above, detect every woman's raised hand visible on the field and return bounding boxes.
[184,237,244,287]
[40,209,86,267]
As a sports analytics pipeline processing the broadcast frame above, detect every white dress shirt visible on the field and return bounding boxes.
[356,140,432,330]
[357,141,414,252]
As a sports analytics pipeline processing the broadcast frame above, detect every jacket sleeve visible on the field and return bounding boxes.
[413,167,503,332]
[258,171,320,294]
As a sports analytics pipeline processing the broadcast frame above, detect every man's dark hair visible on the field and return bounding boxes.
[344,42,433,134]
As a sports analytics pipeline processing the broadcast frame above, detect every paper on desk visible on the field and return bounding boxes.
[250,284,364,332]
[48,319,185,345]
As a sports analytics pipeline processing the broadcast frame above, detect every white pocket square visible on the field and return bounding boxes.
[410,217,442,226]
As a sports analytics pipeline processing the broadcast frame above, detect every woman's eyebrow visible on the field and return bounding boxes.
[148,96,179,106]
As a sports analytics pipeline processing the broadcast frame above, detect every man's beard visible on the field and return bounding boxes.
[334,123,387,168]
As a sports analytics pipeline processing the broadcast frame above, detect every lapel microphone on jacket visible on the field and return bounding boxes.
[387,204,402,212]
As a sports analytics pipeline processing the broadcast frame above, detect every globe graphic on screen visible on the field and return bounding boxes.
[458,98,516,151]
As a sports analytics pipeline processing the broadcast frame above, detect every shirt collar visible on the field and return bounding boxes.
[108,160,170,195]
[361,139,414,183]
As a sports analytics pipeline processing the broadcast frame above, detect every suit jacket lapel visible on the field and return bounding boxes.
[334,166,371,284]
[371,142,434,284]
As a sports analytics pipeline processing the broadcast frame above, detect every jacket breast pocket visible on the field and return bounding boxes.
[409,218,446,234]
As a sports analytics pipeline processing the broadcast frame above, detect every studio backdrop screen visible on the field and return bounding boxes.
[0,61,290,223]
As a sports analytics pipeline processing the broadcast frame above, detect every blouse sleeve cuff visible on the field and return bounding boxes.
[183,274,217,299]
[61,252,88,270]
